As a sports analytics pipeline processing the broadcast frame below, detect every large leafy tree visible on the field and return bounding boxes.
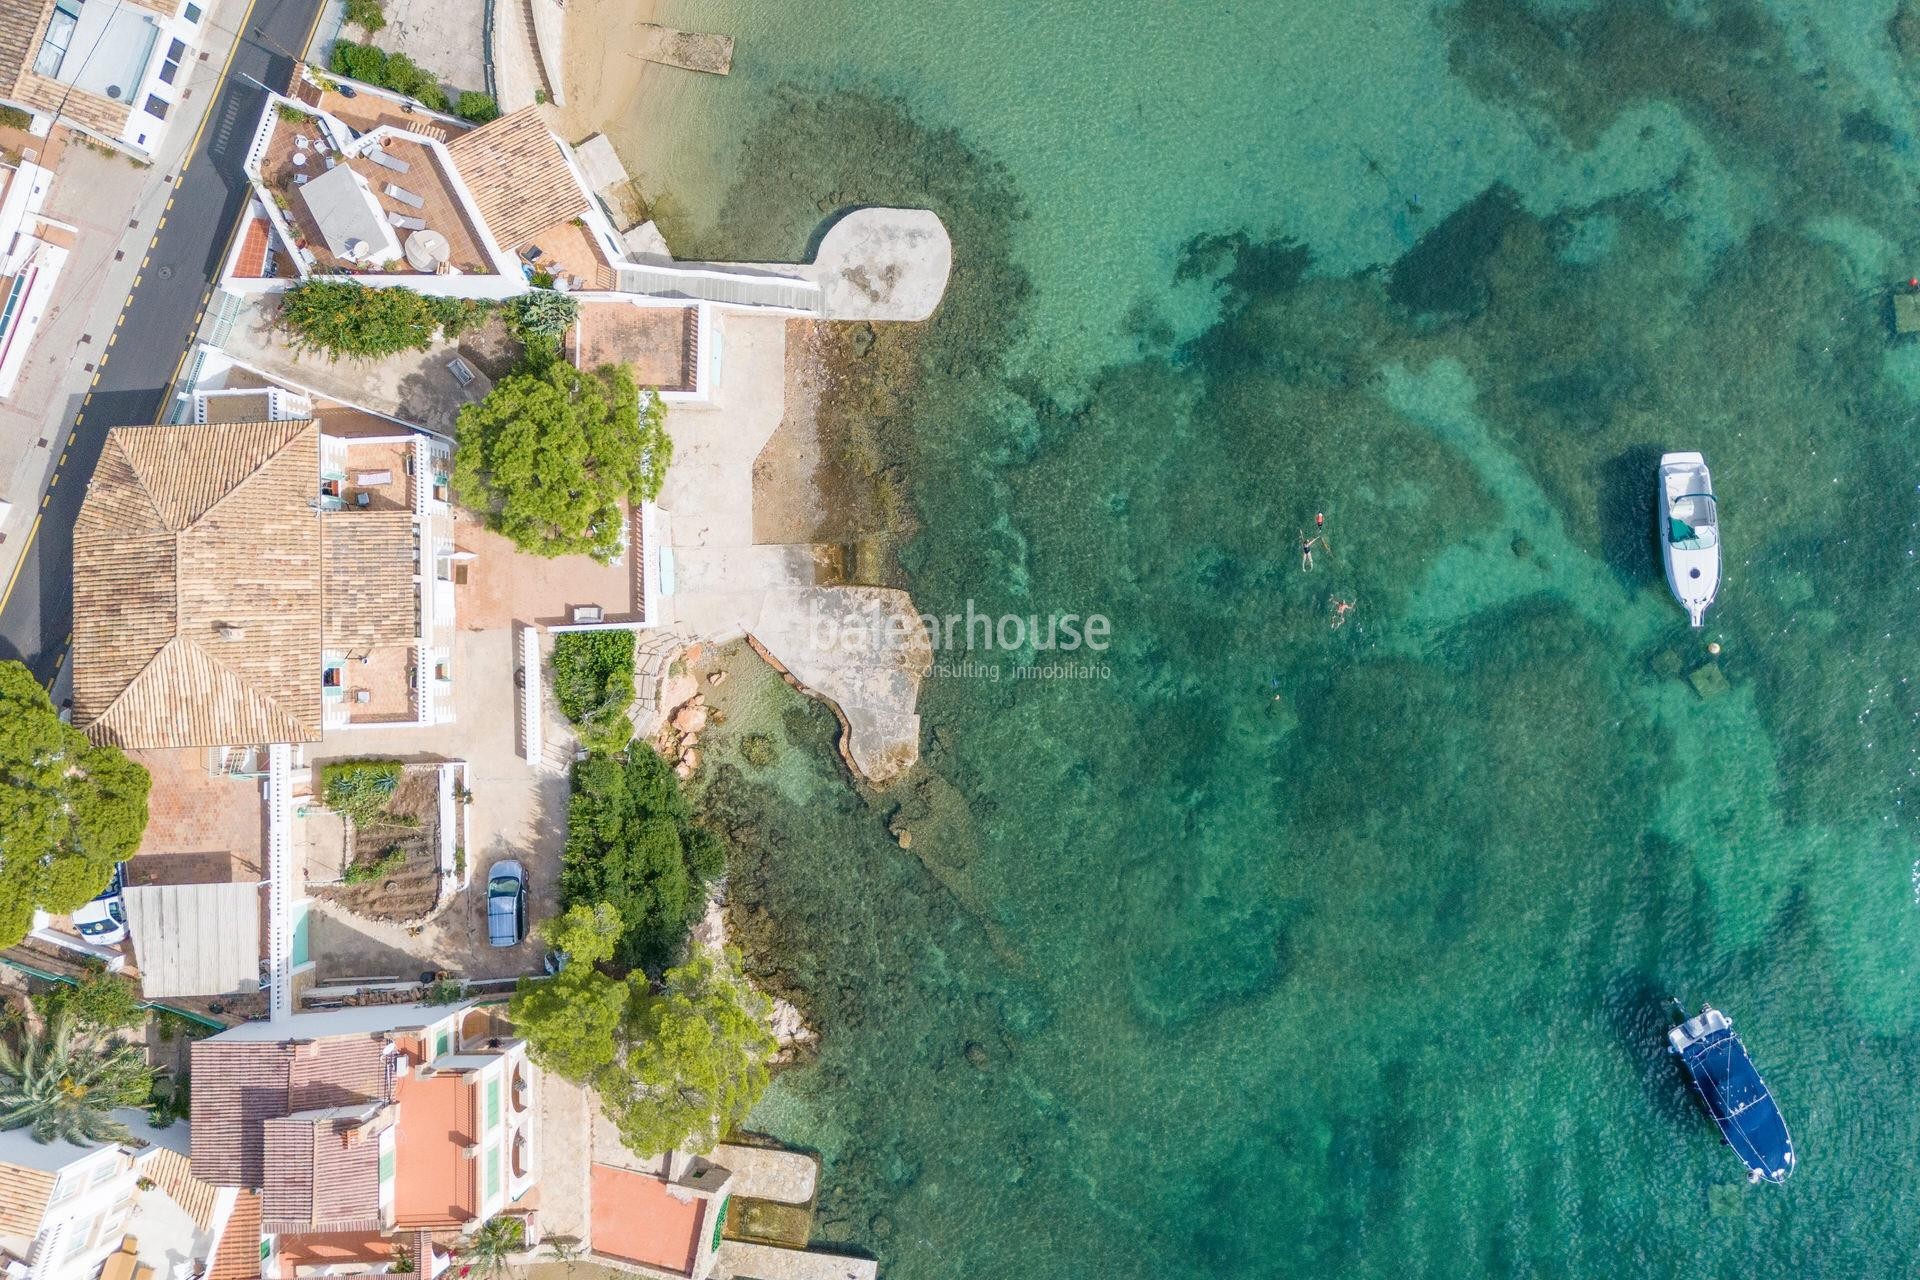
[0,662,150,946]
[597,949,776,1156]
[451,362,672,563]
[508,904,630,1081]
[560,750,723,971]
[0,1010,154,1144]
[512,933,776,1157]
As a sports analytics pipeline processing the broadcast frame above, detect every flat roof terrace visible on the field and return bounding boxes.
[329,438,413,512]
[589,1163,706,1276]
[453,506,641,629]
[574,302,695,392]
[392,1069,477,1227]
[261,119,492,275]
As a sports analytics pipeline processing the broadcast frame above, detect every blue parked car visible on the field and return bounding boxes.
[486,860,527,948]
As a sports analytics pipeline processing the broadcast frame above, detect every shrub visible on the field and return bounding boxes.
[343,0,385,32]
[508,289,578,341]
[0,106,32,132]
[33,967,145,1033]
[281,281,444,359]
[560,750,721,971]
[552,631,636,753]
[327,41,448,112]
[342,845,406,885]
[428,295,496,340]
[320,759,403,826]
[456,91,501,124]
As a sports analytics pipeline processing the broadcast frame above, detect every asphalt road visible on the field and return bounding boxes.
[0,0,324,686]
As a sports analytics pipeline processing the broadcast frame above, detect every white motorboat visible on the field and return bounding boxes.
[1659,452,1719,628]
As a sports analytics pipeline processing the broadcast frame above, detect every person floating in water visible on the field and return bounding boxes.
[1330,597,1354,630]
[1300,534,1323,571]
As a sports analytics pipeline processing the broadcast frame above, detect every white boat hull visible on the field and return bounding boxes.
[1659,451,1719,628]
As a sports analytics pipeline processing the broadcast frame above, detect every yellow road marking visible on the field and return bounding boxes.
[67,433,76,446]
[58,453,66,467]
[107,333,117,347]
[0,513,42,616]
[157,216,166,230]
[133,274,142,288]
[48,474,57,489]
[0,0,298,639]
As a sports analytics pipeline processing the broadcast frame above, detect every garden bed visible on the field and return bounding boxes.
[315,763,443,922]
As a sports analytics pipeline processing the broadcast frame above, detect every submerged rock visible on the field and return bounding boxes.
[964,1040,991,1071]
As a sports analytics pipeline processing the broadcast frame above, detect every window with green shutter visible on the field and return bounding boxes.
[435,1030,450,1057]
[487,1147,501,1198]
[487,1079,501,1129]
[379,1150,394,1182]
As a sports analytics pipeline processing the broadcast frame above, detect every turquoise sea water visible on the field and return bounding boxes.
[633,0,1920,1273]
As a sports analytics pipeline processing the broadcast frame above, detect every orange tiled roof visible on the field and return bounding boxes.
[73,422,325,749]
[444,107,587,254]
[207,1192,261,1280]
[190,1035,394,1189]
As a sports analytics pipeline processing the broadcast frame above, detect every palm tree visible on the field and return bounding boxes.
[0,1011,154,1144]
[461,1216,524,1279]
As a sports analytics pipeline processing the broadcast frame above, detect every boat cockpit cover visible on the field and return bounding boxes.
[1682,1027,1791,1177]
[1669,494,1717,549]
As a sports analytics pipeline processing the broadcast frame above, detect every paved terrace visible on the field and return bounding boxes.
[260,117,492,275]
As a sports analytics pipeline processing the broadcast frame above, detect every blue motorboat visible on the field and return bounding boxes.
[1667,1002,1794,1183]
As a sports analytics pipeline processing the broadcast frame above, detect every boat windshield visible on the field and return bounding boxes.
[1668,493,1717,550]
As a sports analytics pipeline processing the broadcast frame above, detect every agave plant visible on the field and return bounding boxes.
[0,1011,154,1144]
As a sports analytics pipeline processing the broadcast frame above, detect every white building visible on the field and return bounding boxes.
[0,158,75,399]
[0,1111,237,1280]
[0,0,211,160]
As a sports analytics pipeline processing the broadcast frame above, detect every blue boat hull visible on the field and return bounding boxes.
[1669,1006,1794,1183]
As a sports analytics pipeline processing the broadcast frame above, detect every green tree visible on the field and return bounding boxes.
[0,1011,154,1144]
[343,0,384,32]
[452,362,671,562]
[461,1215,523,1278]
[561,751,722,971]
[280,281,444,360]
[0,661,149,947]
[34,967,144,1034]
[455,91,501,124]
[509,904,631,1081]
[597,949,775,1156]
[550,631,635,753]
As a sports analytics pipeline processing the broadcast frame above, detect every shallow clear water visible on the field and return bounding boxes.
[643,0,1920,1273]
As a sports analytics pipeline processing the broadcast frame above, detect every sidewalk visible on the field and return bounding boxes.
[0,0,250,606]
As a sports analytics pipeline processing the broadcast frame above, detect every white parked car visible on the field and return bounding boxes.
[72,864,128,947]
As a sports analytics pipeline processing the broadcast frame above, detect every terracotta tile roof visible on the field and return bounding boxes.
[0,0,49,98]
[323,512,418,650]
[73,422,325,749]
[190,1035,394,1189]
[261,1108,391,1234]
[136,1144,222,1229]
[0,1161,53,1236]
[0,0,133,138]
[445,107,588,254]
[207,1192,261,1280]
